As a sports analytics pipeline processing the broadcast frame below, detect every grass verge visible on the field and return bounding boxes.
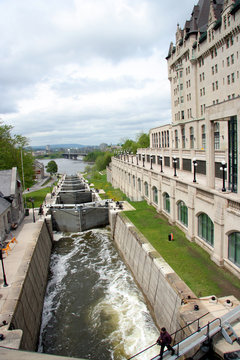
[24,187,51,208]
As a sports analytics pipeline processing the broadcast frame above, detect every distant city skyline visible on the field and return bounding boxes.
[0,0,195,146]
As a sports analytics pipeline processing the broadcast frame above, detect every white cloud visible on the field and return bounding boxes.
[0,0,195,145]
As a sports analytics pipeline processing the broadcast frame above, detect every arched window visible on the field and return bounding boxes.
[228,232,240,268]
[152,186,158,204]
[138,178,141,191]
[128,173,131,184]
[163,193,170,213]
[133,175,135,188]
[198,213,214,246]
[190,127,194,149]
[144,182,149,197]
[178,201,188,227]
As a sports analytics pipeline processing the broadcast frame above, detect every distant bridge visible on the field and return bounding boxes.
[62,153,88,159]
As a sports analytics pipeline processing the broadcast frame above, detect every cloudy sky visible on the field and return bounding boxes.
[0,0,195,146]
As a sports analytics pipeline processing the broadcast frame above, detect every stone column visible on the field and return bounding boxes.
[212,197,226,265]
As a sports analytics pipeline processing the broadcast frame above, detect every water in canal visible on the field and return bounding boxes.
[38,228,160,360]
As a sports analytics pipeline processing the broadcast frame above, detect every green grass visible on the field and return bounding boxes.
[125,202,240,299]
[24,187,52,208]
[88,172,240,299]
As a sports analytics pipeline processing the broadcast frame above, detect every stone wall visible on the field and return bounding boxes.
[110,210,195,335]
[10,218,53,351]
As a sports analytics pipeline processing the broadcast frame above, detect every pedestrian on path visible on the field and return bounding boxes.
[157,327,175,359]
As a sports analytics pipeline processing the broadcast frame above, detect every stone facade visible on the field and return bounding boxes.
[108,0,240,278]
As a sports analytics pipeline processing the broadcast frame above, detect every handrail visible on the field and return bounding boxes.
[127,342,157,360]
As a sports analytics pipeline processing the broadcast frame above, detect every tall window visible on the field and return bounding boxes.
[163,193,170,213]
[190,127,194,149]
[228,232,240,268]
[175,130,178,149]
[138,178,141,191]
[202,125,206,149]
[152,186,158,204]
[198,213,214,246]
[214,122,220,150]
[181,127,185,148]
[144,182,149,197]
[178,201,188,227]
[133,175,135,188]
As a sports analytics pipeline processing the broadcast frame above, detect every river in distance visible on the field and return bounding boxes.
[39,157,90,175]
[38,228,160,360]
[38,157,160,359]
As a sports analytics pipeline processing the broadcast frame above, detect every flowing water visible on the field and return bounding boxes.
[38,228,160,360]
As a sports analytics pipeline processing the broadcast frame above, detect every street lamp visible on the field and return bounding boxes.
[150,155,153,170]
[0,249,8,287]
[173,156,177,177]
[220,160,227,192]
[29,197,35,223]
[127,152,129,162]
[142,154,145,167]
[159,155,163,173]
[131,152,133,164]
[192,158,197,183]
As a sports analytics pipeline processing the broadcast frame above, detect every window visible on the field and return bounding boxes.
[232,73,235,83]
[144,181,149,197]
[228,232,240,268]
[202,125,206,149]
[133,175,135,188]
[152,186,158,204]
[178,201,188,227]
[175,130,178,148]
[163,193,170,213]
[190,127,194,149]
[198,213,214,246]
[138,178,141,191]
[214,122,220,150]
[182,127,185,148]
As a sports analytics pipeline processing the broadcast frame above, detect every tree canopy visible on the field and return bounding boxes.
[0,121,34,187]
[46,160,58,175]
[121,132,149,154]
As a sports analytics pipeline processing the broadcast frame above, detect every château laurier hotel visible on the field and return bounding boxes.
[107,0,240,278]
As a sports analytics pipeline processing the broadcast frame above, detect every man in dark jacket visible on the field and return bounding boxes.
[157,327,175,359]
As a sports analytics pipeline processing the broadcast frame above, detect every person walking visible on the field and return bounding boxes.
[157,327,175,359]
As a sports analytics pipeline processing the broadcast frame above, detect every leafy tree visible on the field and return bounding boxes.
[136,132,150,148]
[0,121,35,187]
[120,132,149,154]
[46,160,58,175]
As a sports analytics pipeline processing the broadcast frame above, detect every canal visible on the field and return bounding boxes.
[37,158,159,360]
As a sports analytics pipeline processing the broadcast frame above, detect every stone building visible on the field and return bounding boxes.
[108,0,240,278]
[0,167,25,242]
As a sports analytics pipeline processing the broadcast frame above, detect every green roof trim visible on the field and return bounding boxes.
[213,18,222,30]
[199,31,207,44]
[230,0,240,15]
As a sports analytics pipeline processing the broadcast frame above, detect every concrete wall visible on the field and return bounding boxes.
[9,218,53,351]
[110,210,195,335]
[57,191,92,204]
[51,207,109,232]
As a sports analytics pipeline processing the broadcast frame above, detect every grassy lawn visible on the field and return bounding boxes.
[89,172,240,299]
[88,172,129,201]
[24,187,52,208]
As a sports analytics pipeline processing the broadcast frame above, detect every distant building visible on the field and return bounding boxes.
[108,0,240,278]
[0,167,24,242]
[34,160,45,180]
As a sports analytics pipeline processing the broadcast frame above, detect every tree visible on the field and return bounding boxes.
[0,121,35,187]
[46,160,58,175]
[136,132,150,148]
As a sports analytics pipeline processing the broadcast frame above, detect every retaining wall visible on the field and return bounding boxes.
[9,218,53,351]
[110,211,195,335]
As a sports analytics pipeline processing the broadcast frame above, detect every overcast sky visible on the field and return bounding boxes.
[0,0,195,146]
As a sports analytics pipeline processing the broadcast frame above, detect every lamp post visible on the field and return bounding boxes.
[173,156,177,177]
[150,155,153,170]
[29,197,35,223]
[159,155,163,173]
[220,160,227,192]
[131,152,133,164]
[127,152,129,162]
[142,154,145,167]
[192,158,197,183]
[0,249,8,287]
